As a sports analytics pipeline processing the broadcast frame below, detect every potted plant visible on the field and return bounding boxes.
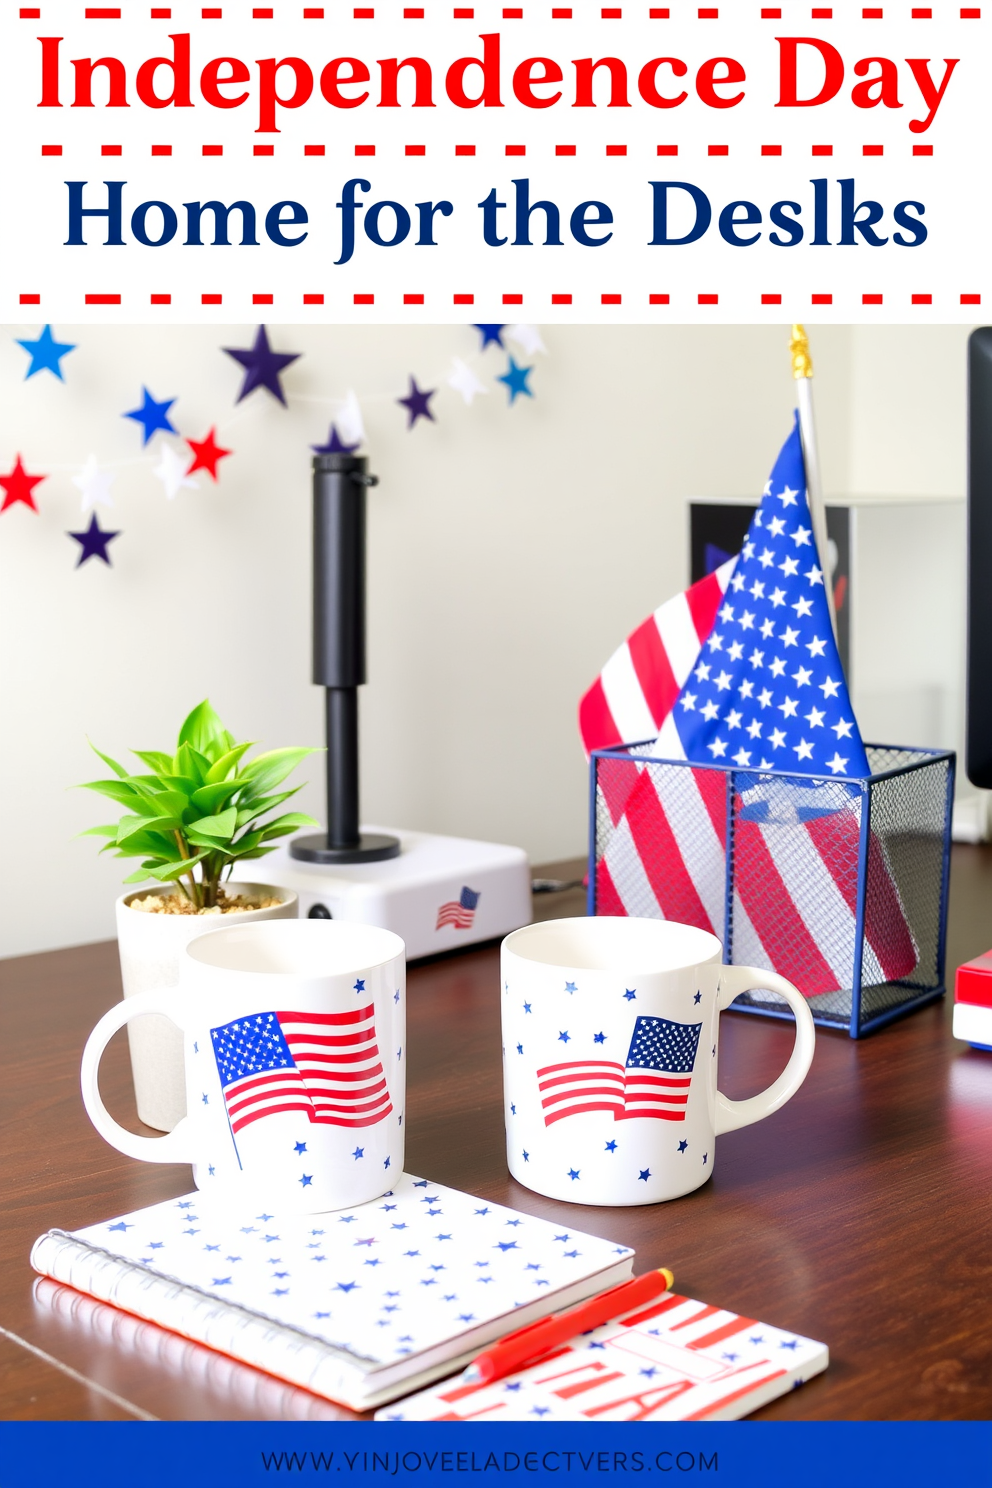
[80,700,319,1132]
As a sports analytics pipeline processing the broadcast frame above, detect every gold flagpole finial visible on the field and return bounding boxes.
[790,323,813,380]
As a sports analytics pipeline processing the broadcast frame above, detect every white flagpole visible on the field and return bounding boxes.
[790,324,838,643]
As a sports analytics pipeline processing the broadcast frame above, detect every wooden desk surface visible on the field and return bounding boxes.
[2,853,991,1422]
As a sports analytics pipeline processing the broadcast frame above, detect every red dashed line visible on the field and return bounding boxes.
[41,145,62,156]
[454,7,475,15]
[503,5,523,14]
[151,294,171,304]
[698,8,718,16]
[455,144,476,155]
[698,293,719,304]
[151,7,173,15]
[812,6,832,14]
[912,294,932,304]
[503,293,523,304]
[812,294,833,304]
[406,144,426,155]
[657,144,678,155]
[355,144,376,155]
[961,7,981,16]
[19,7,42,16]
[761,144,782,155]
[912,6,932,14]
[962,293,982,304]
[606,144,627,156]
[354,5,374,13]
[403,6,424,14]
[203,144,223,155]
[85,8,121,16]
[760,6,781,15]
[602,6,622,15]
[708,145,728,156]
[304,7,325,16]
[863,293,883,304]
[19,294,41,305]
[552,294,572,304]
[863,5,882,14]
[913,144,933,155]
[305,144,325,155]
[252,6,274,14]
[254,145,274,155]
[506,145,526,155]
[86,294,120,304]
[454,293,474,303]
[101,144,122,155]
[649,6,670,14]
[863,144,883,155]
[650,294,670,304]
[602,293,621,304]
[304,293,324,304]
[556,145,576,155]
[253,293,274,304]
[152,144,172,155]
[202,294,222,304]
[552,5,572,14]
[404,293,425,304]
[201,6,221,14]
[354,293,374,304]
[812,144,833,156]
[761,294,782,304]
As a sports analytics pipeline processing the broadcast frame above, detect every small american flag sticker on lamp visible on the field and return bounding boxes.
[436,885,481,931]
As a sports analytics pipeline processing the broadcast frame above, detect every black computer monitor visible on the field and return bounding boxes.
[967,328,992,787]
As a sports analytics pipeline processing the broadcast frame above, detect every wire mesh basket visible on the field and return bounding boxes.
[588,743,955,1037]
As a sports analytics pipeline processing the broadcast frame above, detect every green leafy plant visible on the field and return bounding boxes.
[79,700,319,909]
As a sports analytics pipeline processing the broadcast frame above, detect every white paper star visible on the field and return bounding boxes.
[337,390,365,445]
[72,454,115,513]
[153,443,198,500]
[447,358,489,406]
[506,324,546,356]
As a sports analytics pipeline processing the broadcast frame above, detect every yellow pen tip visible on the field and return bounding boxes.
[660,1267,674,1291]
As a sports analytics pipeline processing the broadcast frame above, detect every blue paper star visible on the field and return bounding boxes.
[223,325,300,406]
[311,423,360,455]
[123,386,177,444]
[17,325,76,380]
[623,988,637,1001]
[605,1140,618,1153]
[294,1141,307,1154]
[68,514,120,568]
[558,1030,570,1043]
[472,323,506,349]
[567,1168,581,1181]
[397,376,436,428]
[497,357,534,404]
[593,1031,607,1044]
[638,1168,651,1182]
[678,1139,689,1153]
[299,1174,313,1187]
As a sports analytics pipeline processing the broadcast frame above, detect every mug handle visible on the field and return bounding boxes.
[80,989,198,1164]
[714,965,816,1136]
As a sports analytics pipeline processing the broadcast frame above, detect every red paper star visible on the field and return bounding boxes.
[0,454,46,513]
[186,428,232,482]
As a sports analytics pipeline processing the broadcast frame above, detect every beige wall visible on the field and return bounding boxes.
[0,322,970,957]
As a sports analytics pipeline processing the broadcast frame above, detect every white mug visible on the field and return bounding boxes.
[501,917,815,1206]
[81,919,406,1214]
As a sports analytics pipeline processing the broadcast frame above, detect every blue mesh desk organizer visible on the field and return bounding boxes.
[588,743,955,1038]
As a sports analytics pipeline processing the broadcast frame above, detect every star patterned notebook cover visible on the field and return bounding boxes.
[30,1174,634,1410]
[378,1289,828,1422]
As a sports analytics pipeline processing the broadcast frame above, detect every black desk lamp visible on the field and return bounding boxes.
[290,452,400,864]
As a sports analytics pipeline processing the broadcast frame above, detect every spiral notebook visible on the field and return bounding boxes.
[30,1173,634,1411]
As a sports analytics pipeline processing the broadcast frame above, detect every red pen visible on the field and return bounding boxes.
[461,1267,675,1385]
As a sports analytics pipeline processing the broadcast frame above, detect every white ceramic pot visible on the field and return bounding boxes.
[114,883,298,1133]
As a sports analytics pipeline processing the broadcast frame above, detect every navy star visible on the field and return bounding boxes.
[354,978,366,992]
[381,1204,397,1212]
[223,325,300,406]
[605,1140,618,1153]
[426,1207,441,1216]
[587,1341,606,1350]
[294,1141,307,1154]
[311,423,360,456]
[16,324,76,380]
[472,323,506,350]
[703,1153,708,1165]
[509,1103,516,1115]
[525,1263,541,1272]
[749,1336,766,1345]
[553,1234,570,1242]
[516,1043,523,1054]
[311,1255,326,1263]
[780,1339,800,1350]
[495,1241,519,1251]
[123,386,177,444]
[639,1367,658,1378]
[299,1174,313,1187]
[530,1405,550,1417]
[108,1222,133,1232]
[722,1352,739,1363]
[391,1222,408,1230]
[497,357,534,404]
[505,1382,522,1393]
[384,1157,391,1169]
[505,1220,522,1226]
[475,1208,490,1216]
[558,1030,571,1044]
[694,991,702,1004]
[403,1250,421,1257]
[421,1278,437,1287]
[68,513,120,568]
[564,981,577,994]
[413,1179,429,1187]
[593,1031,607,1044]
[394,989,400,1003]
[522,1002,532,1014]
[623,988,637,1001]
[678,1139,689,1153]
[712,1044,717,1057]
[638,1168,651,1182]
[457,1313,476,1323]
[436,1233,452,1241]
[397,376,436,428]
[522,1150,529,1162]
[335,1281,359,1293]
[564,1249,580,1258]
[567,1168,580,1181]
[352,1147,365,1160]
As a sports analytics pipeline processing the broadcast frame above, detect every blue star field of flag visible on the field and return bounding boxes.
[625,1016,702,1075]
[664,416,868,780]
[210,1013,295,1091]
[69,1175,633,1370]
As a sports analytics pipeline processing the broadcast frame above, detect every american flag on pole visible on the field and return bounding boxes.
[537,1016,701,1127]
[581,416,917,1000]
[436,885,480,931]
[211,1005,392,1141]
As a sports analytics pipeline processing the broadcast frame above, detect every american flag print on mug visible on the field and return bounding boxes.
[537,1016,702,1126]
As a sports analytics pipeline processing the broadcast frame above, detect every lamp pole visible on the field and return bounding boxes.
[290,451,400,864]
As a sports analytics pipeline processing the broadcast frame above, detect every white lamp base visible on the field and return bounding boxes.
[262,827,533,961]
